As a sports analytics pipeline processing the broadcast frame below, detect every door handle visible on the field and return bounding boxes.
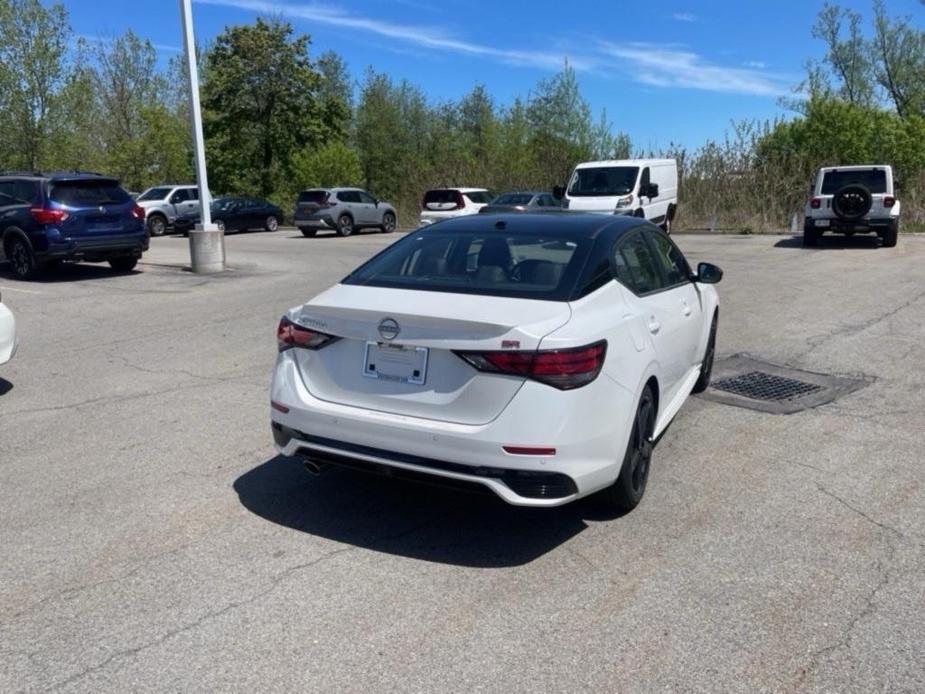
[682,303,692,317]
[648,318,661,334]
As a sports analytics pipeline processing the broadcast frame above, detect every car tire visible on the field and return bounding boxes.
[381,212,396,233]
[216,219,226,233]
[265,215,279,232]
[109,257,138,272]
[692,312,718,394]
[147,214,167,237]
[882,219,899,248]
[602,384,656,512]
[7,237,40,280]
[299,227,317,238]
[803,222,819,247]
[336,214,354,237]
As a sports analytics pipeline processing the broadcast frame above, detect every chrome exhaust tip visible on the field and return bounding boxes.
[302,458,330,476]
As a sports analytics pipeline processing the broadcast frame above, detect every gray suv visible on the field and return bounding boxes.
[294,188,397,237]
[136,185,202,236]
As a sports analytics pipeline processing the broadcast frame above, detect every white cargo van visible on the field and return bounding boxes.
[563,159,679,232]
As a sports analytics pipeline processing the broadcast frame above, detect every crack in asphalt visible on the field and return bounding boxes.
[43,514,448,691]
[799,286,925,358]
[815,483,904,539]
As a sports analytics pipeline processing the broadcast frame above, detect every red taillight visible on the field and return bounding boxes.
[503,446,557,456]
[271,400,290,414]
[130,204,145,220]
[30,208,68,225]
[810,198,822,209]
[277,317,338,352]
[456,341,607,390]
[884,196,895,208]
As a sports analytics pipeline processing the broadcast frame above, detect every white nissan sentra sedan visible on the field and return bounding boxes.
[0,292,17,365]
[271,213,722,510]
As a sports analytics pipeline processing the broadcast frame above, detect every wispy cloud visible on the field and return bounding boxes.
[195,0,590,71]
[743,60,767,69]
[597,42,788,96]
[672,12,697,22]
[75,33,181,53]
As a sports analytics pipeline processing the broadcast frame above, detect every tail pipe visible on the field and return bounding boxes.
[302,458,331,476]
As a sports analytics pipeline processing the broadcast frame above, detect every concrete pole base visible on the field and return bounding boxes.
[188,227,226,274]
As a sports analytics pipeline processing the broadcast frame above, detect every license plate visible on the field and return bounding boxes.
[363,342,428,385]
[815,219,830,227]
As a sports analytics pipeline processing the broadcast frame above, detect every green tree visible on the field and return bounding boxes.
[871,0,925,118]
[0,0,71,170]
[810,3,876,107]
[201,19,324,197]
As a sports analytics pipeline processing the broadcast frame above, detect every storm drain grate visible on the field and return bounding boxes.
[697,354,871,414]
[711,371,824,402]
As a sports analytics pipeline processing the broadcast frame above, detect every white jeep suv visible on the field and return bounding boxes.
[804,165,900,247]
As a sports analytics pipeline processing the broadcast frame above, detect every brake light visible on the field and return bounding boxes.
[455,341,607,390]
[30,208,68,225]
[884,196,895,208]
[503,446,557,456]
[810,198,822,209]
[277,317,338,352]
[130,204,145,220]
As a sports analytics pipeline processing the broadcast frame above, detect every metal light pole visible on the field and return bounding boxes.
[179,0,225,273]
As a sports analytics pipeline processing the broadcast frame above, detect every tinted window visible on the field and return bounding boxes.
[423,190,459,208]
[821,170,887,194]
[49,180,131,206]
[0,180,35,205]
[493,193,533,206]
[337,191,361,203]
[358,191,377,204]
[464,191,492,204]
[648,230,690,286]
[298,190,329,204]
[212,198,241,211]
[137,187,172,202]
[170,189,191,203]
[186,188,199,200]
[344,229,589,301]
[568,167,639,197]
[613,231,664,295]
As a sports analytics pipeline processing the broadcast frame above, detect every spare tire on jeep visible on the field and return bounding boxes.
[833,184,873,220]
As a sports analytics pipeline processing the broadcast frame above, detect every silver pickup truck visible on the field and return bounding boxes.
[136,184,203,236]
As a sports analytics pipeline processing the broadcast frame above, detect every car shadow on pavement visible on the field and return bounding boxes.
[0,378,12,396]
[774,234,882,249]
[0,261,140,282]
[234,454,622,568]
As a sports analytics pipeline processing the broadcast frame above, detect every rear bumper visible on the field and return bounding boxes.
[808,217,895,232]
[269,353,633,507]
[295,215,336,229]
[37,231,149,260]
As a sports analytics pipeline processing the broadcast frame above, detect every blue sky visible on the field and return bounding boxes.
[63,0,925,150]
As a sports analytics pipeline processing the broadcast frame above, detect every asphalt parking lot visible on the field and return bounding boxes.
[2,228,924,693]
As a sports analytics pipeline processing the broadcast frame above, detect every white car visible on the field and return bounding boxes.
[136,184,204,236]
[0,293,17,365]
[803,165,900,247]
[564,159,679,233]
[270,214,721,510]
[418,188,492,227]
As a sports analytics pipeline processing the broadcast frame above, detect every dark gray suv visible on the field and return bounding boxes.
[294,188,397,238]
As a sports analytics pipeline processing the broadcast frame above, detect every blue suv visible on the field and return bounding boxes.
[0,172,149,280]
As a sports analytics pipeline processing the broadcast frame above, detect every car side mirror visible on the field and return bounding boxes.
[696,262,723,284]
[642,183,659,198]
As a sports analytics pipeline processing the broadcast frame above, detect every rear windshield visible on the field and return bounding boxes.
[493,193,534,205]
[423,190,460,210]
[568,167,639,197]
[49,180,131,206]
[343,228,589,301]
[298,190,328,203]
[137,187,171,202]
[821,170,888,194]
[464,191,492,204]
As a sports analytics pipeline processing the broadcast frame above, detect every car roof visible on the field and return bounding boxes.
[426,187,489,193]
[494,191,545,197]
[420,211,642,239]
[0,171,118,182]
[819,165,891,172]
[574,159,675,169]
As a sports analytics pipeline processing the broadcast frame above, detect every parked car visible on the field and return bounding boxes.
[175,196,283,234]
[803,165,900,247]
[294,188,397,238]
[563,159,679,233]
[0,171,148,280]
[0,292,16,365]
[270,213,722,511]
[478,191,563,214]
[418,188,492,226]
[136,184,203,236]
